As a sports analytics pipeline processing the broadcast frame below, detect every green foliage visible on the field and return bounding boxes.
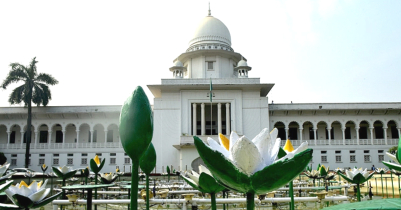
[0,153,6,165]
[389,146,397,154]
[139,143,157,175]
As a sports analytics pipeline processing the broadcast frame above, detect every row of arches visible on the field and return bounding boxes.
[273,120,400,142]
[0,123,120,148]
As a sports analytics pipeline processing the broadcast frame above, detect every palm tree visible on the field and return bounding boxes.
[1,57,58,168]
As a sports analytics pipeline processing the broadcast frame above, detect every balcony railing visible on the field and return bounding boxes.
[0,142,122,150]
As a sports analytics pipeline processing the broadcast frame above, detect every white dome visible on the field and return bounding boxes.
[188,16,231,48]
[238,59,248,67]
[174,60,183,67]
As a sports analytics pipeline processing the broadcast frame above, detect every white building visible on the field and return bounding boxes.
[0,11,400,173]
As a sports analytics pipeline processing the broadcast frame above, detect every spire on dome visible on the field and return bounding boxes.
[208,2,211,16]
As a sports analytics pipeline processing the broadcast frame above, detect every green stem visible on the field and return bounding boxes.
[289,181,294,210]
[130,162,139,210]
[357,183,361,202]
[386,177,389,198]
[50,175,53,196]
[211,192,216,210]
[62,178,66,199]
[146,174,150,210]
[223,191,226,210]
[246,192,255,210]
[95,173,98,210]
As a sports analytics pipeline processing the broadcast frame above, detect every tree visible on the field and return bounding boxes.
[0,152,6,165]
[1,57,58,168]
[389,146,397,154]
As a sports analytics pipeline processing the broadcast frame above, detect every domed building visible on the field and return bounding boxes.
[0,10,400,173]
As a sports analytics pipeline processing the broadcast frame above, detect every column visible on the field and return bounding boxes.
[383,127,388,145]
[62,130,66,148]
[355,127,360,145]
[48,131,52,149]
[285,128,289,140]
[76,130,80,148]
[342,127,345,145]
[20,131,24,148]
[34,131,39,149]
[105,130,108,144]
[370,127,374,145]
[6,131,11,149]
[218,103,222,134]
[313,128,317,146]
[327,128,331,145]
[226,103,230,135]
[90,130,94,148]
[299,128,303,141]
[201,103,205,135]
[398,128,401,139]
[192,103,197,135]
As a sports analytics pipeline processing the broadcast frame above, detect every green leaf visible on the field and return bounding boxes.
[383,161,401,172]
[277,147,287,159]
[319,166,328,176]
[167,166,170,174]
[140,143,157,175]
[181,175,203,192]
[64,170,77,179]
[198,173,225,193]
[32,192,62,208]
[11,194,33,208]
[251,149,313,194]
[317,163,321,171]
[194,136,251,193]
[52,167,64,178]
[397,137,401,163]
[337,172,354,183]
[119,86,153,163]
[90,159,100,174]
[0,181,13,194]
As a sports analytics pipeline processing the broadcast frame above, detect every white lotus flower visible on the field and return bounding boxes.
[0,163,10,176]
[55,166,74,174]
[305,170,319,178]
[346,168,372,180]
[100,173,117,181]
[5,180,50,205]
[186,165,212,186]
[206,128,308,176]
[375,168,387,174]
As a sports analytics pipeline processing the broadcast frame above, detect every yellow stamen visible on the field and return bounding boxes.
[219,134,230,151]
[94,155,100,165]
[116,168,119,172]
[42,164,46,168]
[37,181,43,188]
[19,181,29,189]
[283,139,294,152]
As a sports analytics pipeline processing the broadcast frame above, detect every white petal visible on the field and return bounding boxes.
[251,128,273,166]
[229,131,240,152]
[187,171,199,185]
[345,169,354,179]
[207,137,230,158]
[199,165,212,177]
[29,181,39,192]
[270,128,278,141]
[29,188,49,203]
[231,136,264,176]
[268,138,281,165]
[61,166,70,174]
[386,152,400,164]
[5,189,18,205]
[16,185,32,197]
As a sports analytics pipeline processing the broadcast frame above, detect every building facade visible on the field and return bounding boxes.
[0,12,400,173]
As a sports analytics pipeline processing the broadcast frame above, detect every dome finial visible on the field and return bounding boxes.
[208,2,211,16]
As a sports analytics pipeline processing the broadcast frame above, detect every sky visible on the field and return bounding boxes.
[0,0,400,107]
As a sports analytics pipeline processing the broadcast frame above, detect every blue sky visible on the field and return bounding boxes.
[0,0,400,106]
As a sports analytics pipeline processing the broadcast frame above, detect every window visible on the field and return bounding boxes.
[67,158,73,165]
[107,130,113,142]
[364,155,371,162]
[53,154,59,157]
[335,150,341,154]
[364,150,370,153]
[350,150,355,154]
[321,156,327,162]
[93,130,98,142]
[350,155,356,162]
[378,150,384,153]
[96,153,102,156]
[53,158,59,165]
[110,153,116,156]
[207,62,214,70]
[321,151,327,154]
[345,127,351,139]
[378,155,384,162]
[11,154,17,157]
[56,130,63,143]
[39,131,48,143]
[39,154,45,157]
[68,154,73,157]
[81,158,87,165]
[125,158,130,164]
[39,159,45,165]
[11,159,16,166]
[336,156,342,162]
[10,131,15,143]
[110,158,116,164]
[309,128,315,140]
[82,153,87,156]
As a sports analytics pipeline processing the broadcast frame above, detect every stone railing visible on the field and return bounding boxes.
[0,142,122,150]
